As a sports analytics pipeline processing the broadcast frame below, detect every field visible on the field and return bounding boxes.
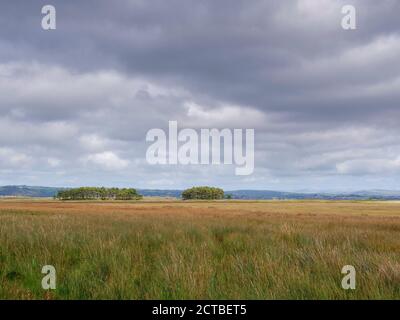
[0,199,399,299]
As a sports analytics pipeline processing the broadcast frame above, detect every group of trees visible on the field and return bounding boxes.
[56,187,142,201]
[181,186,224,200]
[56,186,228,201]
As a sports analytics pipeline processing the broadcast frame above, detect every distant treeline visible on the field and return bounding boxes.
[182,186,224,200]
[56,187,142,201]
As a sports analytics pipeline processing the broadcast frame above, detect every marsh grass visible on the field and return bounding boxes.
[0,200,399,299]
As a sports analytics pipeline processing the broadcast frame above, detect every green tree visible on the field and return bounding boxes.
[56,187,142,201]
[181,186,224,200]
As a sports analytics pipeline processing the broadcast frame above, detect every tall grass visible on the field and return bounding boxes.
[0,201,399,299]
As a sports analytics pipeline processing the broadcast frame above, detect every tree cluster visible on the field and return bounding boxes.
[181,186,224,200]
[56,187,142,201]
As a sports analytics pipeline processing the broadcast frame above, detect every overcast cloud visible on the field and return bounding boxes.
[0,0,399,191]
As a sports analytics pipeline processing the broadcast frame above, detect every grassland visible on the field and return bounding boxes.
[0,199,399,299]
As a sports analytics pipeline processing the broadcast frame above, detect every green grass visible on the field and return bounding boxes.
[0,201,399,299]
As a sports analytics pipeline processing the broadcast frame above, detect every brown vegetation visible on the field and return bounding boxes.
[0,200,399,299]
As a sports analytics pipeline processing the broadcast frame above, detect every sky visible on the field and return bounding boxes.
[0,0,400,191]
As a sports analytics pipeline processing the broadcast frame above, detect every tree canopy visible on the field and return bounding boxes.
[181,186,224,200]
[56,187,142,201]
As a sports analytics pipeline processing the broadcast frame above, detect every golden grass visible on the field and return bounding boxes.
[0,200,399,299]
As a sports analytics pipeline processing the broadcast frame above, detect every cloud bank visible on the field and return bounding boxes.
[0,0,399,190]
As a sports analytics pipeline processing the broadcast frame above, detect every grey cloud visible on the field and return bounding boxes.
[0,0,399,189]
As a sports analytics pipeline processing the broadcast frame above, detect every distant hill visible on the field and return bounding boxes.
[138,189,183,198]
[226,190,400,200]
[0,185,62,198]
[1,186,400,200]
